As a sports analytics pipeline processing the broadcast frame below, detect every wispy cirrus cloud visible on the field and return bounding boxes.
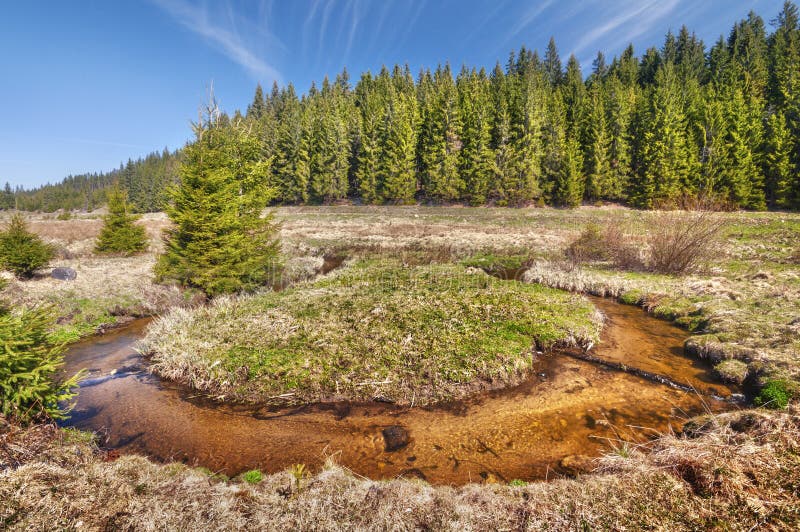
[504,0,555,44]
[571,0,681,61]
[150,0,282,82]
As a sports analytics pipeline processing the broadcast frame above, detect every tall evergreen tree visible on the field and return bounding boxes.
[419,64,463,201]
[584,80,612,200]
[155,106,280,296]
[764,111,796,208]
[457,68,494,205]
[273,85,309,203]
[634,63,692,206]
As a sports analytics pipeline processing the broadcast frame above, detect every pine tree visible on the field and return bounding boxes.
[379,90,418,203]
[0,183,13,210]
[605,75,635,199]
[768,1,800,182]
[94,185,148,255]
[0,301,81,422]
[545,94,584,206]
[457,68,494,205]
[721,89,766,209]
[697,87,729,196]
[419,64,464,201]
[634,63,692,207]
[155,107,281,296]
[246,83,266,120]
[544,37,562,85]
[273,85,309,203]
[764,110,795,208]
[584,80,612,200]
[0,214,54,279]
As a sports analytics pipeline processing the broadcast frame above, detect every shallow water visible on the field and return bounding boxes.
[60,297,737,485]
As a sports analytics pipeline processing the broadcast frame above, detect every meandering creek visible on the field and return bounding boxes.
[60,296,738,485]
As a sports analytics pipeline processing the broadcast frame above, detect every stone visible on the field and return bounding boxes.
[51,267,77,281]
[382,425,410,452]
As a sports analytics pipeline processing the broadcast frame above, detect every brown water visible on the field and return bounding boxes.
[61,298,737,485]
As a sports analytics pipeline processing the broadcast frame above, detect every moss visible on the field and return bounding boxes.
[650,297,695,321]
[618,290,644,306]
[713,359,749,385]
[144,260,601,405]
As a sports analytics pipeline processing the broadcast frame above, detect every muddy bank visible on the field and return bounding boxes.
[60,296,737,485]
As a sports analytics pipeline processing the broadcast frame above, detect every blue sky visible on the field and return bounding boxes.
[0,0,786,188]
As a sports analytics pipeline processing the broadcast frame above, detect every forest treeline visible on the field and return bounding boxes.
[7,1,800,211]
[5,150,178,212]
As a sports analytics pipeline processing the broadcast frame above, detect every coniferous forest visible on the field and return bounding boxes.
[8,2,800,211]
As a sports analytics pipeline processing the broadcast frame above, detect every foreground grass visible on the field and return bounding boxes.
[2,407,798,530]
[141,259,601,405]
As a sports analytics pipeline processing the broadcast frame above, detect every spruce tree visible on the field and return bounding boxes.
[419,64,464,201]
[355,71,385,203]
[634,63,692,207]
[764,111,795,208]
[379,91,418,203]
[0,214,54,279]
[155,107,281,296]
[457,68,494,205]
[273,85,309,203]
[94,185,148,255]
[584,80,612,200]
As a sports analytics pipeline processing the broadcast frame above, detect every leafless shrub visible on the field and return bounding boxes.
[646,208,725,275]
[564,224,608,269]
[564,205,723,275]
[564,220,643,271]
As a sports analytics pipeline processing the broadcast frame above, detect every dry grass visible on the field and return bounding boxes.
[1,407,798,530]
[141,260,602,406]
[2,206,800,529]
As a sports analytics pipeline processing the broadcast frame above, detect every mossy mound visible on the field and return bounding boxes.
[142,260,601,405]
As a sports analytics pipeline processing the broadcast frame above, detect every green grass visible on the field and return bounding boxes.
[143,259,601,405]
[46,296,122,343]
[240,470,263,484]
[460,252,532,273]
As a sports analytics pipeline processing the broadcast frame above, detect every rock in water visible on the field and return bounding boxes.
[382,425,410,452]
[51,267,77,281]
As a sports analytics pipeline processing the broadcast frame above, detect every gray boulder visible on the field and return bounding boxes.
[51,267,77,281]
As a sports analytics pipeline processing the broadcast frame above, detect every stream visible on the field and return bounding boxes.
[60,297,738,485]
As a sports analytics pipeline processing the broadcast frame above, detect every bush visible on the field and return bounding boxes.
[754,380,792,409]
[646,208,724,274]
[565,221,643,270]
[56,211,72,221]
[0,214,54,278]
[565,224,609,267]
[0,303,82,422]
[95,186,148,255]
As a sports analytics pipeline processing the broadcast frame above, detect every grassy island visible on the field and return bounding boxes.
[140,259,601,405]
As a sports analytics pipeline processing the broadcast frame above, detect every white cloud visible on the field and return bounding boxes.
[571,0,681,58]
[507,0,556,42]
[151,0,282,82]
